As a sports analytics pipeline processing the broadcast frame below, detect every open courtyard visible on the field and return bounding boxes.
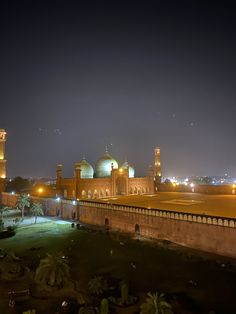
[95,192,236,218]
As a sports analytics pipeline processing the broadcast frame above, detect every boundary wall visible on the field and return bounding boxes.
[2,192,236,258]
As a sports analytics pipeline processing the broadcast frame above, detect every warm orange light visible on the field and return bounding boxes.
[233,184,236,189]
[38,187,43,193]
[119,168,123,173]
[172,182,176,187]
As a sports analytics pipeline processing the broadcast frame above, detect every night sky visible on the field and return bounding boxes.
[1,1,236,178]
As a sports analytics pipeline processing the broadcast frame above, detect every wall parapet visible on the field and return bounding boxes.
[79,200,236,229]
[2,192,236,229]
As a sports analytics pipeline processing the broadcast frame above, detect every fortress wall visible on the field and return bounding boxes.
[158,184,235,194]
[2,192,236,258]
[1,192,77,220]
[78,202,236,259]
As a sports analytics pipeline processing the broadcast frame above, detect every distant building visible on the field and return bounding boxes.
[56,148,161,199]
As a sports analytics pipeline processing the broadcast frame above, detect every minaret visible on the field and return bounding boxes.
[56,164,63,189]
[74,163,81,199]
[0,129,7,179]
[154,147,161,184]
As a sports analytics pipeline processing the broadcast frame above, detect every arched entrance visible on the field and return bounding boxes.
[105,218,109,228]
[135,224,140,234]
[116,177,127,195]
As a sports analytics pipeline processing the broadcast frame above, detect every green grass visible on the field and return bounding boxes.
[1,222,73,252]
[0,220,236,313]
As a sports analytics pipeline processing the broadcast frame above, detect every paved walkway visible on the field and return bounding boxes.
[4,216,72,227]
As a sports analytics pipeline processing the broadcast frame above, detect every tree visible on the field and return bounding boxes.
[16,194,30,220]
[140,292,173,314]
[35,253,70,288]
[0,205,9,219]
[31,202,44,224]
[6,177,32,193]
[88,275,108,296]
[164,179,171,185]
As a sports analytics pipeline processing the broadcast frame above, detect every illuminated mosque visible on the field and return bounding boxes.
[56,148,161,199]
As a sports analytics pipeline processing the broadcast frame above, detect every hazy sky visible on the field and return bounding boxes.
[1,1,236,178]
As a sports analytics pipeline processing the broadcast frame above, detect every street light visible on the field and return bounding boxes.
[190,183,195,193]
[232,184,235,195]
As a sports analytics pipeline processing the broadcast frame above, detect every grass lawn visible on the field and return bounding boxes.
[0,219,236,313]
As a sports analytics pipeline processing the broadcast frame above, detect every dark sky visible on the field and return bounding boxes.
[1,0,236,178]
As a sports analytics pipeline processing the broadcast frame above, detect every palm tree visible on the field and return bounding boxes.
[140,292,173,314]
[31,202,44,224]
[88,275,108,296]
[0,206,9,219]
[35,253,70,288]
[16,194,30,220]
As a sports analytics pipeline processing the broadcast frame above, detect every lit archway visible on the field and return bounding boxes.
[105,218,109,228]
[135,224,140,234]
[116,177,127,195]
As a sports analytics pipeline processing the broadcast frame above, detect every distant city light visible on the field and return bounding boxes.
[38,187,43,193]
[11,191,15,195]
[56,197,61,202]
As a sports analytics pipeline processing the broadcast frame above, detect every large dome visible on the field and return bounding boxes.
[77,158,94,179]
[96,151,118,177]
[121,161,135,178]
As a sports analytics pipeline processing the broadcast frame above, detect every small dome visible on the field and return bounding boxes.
[121,161,135,178]
[77,158,94,179]
[96,151,118,177]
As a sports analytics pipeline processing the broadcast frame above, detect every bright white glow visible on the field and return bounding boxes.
[72,200,76,205]
[190,183,195,188]
[56,197,61,202]
[11,191,15,195]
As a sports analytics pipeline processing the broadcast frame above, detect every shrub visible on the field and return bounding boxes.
[88,276,108,296]
[121,283,129,304]
[100,298,109,314]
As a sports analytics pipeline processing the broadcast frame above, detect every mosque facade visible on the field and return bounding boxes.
[56,148,161,199]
